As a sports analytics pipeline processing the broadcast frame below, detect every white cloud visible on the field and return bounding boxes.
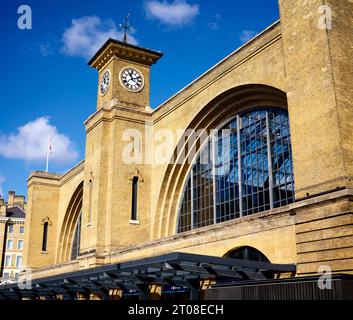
[0,175,5,198]
[145,0,200,28]
[239,30,257,43]
[0,117,79,166]
[62,16,137,59]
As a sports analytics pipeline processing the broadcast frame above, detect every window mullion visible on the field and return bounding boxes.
[237,115,243,217]
[77,214,81,258]
[190,168,194,230]
[211,134,217,225]
[265,111,274,209]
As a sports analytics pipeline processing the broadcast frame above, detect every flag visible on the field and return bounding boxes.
[48,136,53,156]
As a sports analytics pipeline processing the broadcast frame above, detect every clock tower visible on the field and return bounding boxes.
[81,39,162,255]
[88,39,163,111]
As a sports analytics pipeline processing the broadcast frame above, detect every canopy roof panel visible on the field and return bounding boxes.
[0,252,296,300]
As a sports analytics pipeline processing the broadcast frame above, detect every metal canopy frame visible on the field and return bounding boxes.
[0,252,296,300]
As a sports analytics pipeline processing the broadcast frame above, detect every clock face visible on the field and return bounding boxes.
[120,67,144,92]
[100,70,111,96]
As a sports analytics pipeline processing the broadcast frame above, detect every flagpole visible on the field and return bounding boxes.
[45,136,51,173]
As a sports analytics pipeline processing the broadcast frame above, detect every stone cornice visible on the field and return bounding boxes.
[27,161,85,188]
[88,38,163,71]
[27,171,62,188]
[59,160,85,186]
[84,103,153,134]
[0,217,25,223]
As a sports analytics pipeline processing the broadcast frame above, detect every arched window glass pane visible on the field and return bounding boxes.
[215,120,239,222]
[177,108,294,233]
[71,214,81,260]
[193,140,214,229]
[270,111,295,207]
[178,177,192,233]
[225,246,274,279]
[240,110,270,215]
[225,246,269,262]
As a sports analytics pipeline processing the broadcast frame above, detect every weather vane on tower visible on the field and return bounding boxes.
[119,13,135,43]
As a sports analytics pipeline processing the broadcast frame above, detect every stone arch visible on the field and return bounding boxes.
[41,216,52,226]
[56,181,83,263]
[154,84,288,238]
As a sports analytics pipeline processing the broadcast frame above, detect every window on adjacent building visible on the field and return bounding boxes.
[42,222,48,252]
[18,240,24,250]
[177,108,295,233]
[6,239,13,250]
[15,256,22,268]
[3,273,9,279]
[4,255,12,267]
[20,226,25,234]
[8,225,13,234]
[131,176,139,221]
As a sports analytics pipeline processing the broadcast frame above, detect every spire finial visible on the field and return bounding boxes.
[119,13,135,43]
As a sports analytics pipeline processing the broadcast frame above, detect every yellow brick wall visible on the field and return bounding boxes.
[23,174,60,269]
[279,0,353,197]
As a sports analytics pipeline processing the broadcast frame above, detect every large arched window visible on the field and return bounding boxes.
[177,108,294,233]
[70,213,81,260]
[57,181,83,263]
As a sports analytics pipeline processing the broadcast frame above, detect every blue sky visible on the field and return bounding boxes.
[0,0,279,199]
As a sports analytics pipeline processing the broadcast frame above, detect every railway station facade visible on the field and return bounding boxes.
[1,0,353,300]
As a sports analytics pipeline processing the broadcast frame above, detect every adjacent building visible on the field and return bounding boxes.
[0,192,26,282]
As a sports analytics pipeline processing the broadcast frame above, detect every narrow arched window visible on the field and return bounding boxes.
[177,108,295,233]
[42,222,48,251]
[131,176,139,221]
[88,178,93,225]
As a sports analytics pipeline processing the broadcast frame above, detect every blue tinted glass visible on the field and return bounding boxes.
[177,108,294,233]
